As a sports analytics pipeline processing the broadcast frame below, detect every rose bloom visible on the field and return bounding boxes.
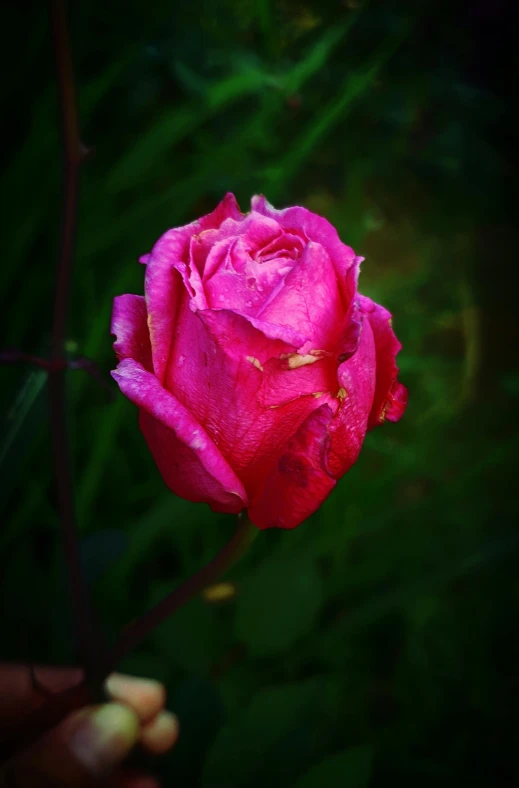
[111,195,407,529]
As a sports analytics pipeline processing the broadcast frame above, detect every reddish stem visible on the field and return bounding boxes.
[1,0,260,773]
[0,515,257,765]
[0,350,62,369]
[48,0,105,679]
[104,514,257,671]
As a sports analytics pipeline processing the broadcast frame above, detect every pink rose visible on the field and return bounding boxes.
[111,194,407,529]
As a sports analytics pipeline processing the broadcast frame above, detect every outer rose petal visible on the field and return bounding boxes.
[164,303,325,497]
[327,316,376,477]
[247,404,336,529]
[359,296,408,428]
[144,194,243,383]
[111,294,152,372]
[111,358,247,512]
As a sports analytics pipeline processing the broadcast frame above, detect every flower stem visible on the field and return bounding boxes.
[48,0,105,679]
[103,513,258,673]
[0,514,258,766]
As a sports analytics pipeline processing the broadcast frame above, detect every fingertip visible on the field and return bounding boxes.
[7,702,142,785]
[68,702,140,777]
[140,710,179,755]
[105,674,166,723]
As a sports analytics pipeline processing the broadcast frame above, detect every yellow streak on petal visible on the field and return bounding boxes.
[313,392,325,399]
[246,356,264,372]
[337,387,347,400]
[287,353,320,369]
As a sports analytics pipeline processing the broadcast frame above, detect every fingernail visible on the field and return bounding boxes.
[105,673,163,699]
[68,703,139,776]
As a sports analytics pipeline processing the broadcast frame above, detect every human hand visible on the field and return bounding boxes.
[0,663,178,786]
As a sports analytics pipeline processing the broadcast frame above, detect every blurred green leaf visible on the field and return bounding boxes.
[76,397,126,529]
[236,556,322,657]
[149,584,226,675]
[202,678,333,788]
[168,676,224,784]
[283,22,351,94]
[295,746,374,788]
[107,68,269,192]
[0,368,47,516]
[80,528,129,585]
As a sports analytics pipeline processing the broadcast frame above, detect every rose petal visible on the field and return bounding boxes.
[143,194,243,383]
[359,296,408,428]
[216,309,309,348]
[145,229,194,384]
[201,192,243,227]
[327,315,376,477]
[111,358,247,512]
[250,195,358,307]
[257,240,343,348]
[164,305,321,498]
[192,213,281,275]
[111,294,152,372]
[247,404,336,529]
[258,357,336,409]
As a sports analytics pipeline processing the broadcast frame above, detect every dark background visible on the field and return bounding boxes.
[1,1,518,785]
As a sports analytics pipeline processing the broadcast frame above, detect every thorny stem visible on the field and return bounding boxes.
[0,515,257,765]
[104,513,258,672]
[0,0,261,773]
[48,0,105,680]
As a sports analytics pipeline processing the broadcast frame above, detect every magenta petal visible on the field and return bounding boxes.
[257,241,343,348]
[359,296,408,428]
[199,192,243,229]
[250,195,358,303]
[145,230,190,385]
[327,316,376,477]
[111,294,152,372]
[111,358,247,512]
[223,310,308,348]
[258,357,336,409]
[166,305,319,497]
[143,195,244,383]
[247,404,336,529]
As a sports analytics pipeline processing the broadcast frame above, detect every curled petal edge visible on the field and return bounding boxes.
[111,358,248,512]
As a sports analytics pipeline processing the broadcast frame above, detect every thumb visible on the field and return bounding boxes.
[1,702,140,786]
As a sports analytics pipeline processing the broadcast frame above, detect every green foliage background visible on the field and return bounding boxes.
[1,1,518,785]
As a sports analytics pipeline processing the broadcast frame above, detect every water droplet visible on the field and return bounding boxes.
[177,355,185,367]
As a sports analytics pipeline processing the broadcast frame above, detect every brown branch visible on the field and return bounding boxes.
[0,515,257,765]
[0,350,64,370]
[103,513,258,672]
[0,349,115,400]
[48,0,105,680]
[1,1,261,774]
